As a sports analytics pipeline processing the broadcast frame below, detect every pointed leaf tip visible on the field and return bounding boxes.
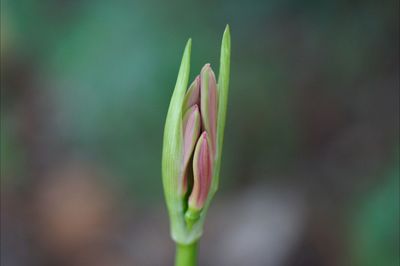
[222,25,231,50]
[181,38,192,64]
[224,24,230,34]
[186,38,192,52]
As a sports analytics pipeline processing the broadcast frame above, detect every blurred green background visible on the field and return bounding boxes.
[1,0,399,265]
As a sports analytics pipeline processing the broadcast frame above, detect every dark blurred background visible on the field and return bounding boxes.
[1,0,399,265]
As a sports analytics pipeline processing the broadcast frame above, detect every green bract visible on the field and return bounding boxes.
[162,26,231,244]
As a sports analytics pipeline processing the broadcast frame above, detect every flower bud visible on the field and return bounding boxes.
[188,132,212,210]
[183,76,200,110]
[200,64,218,153]
[181,105,201,195]
[161,25,230,244]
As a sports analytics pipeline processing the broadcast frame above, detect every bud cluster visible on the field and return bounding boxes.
[162,26,230,244]
[181,64,218,224]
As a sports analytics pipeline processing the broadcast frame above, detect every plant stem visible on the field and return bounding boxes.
[175,241,198,266]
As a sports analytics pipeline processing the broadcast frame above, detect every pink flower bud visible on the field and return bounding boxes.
[181,105,200,195]
[183,75,200,110]
[200,64,218,154]
[162,26,231,239]
[181,64,217,207]
[188,131,212,210]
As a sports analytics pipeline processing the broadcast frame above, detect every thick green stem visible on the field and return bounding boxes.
[175,242,198,266]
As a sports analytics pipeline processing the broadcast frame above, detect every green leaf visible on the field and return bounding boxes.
[162,39,192,242]
[213,24,231,194]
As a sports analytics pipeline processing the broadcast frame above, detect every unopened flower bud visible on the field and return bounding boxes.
[189,132,212,210]
[181,105,201,195]
[200,64,218,153]
[183,76,200,110]
[161,25,230,244]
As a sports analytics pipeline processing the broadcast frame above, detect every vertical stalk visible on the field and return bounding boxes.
[175,241,198,266]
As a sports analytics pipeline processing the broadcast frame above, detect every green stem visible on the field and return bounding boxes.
[175,242,198,266]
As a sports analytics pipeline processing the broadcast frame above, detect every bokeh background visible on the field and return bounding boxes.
[1,0,399,265]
